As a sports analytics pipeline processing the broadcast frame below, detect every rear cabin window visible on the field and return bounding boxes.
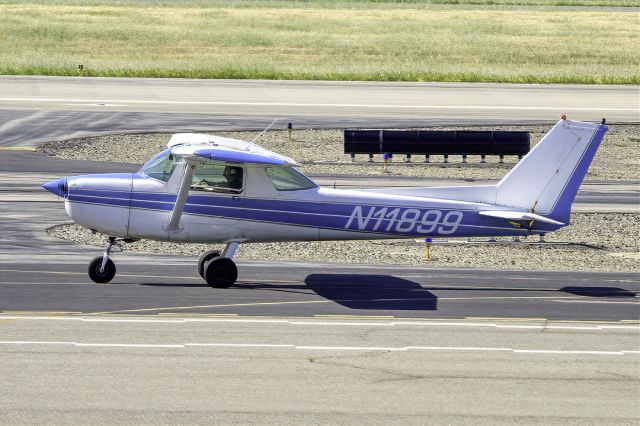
[191,164,244,194]
[141,151,178,182]
[265,167,317,191]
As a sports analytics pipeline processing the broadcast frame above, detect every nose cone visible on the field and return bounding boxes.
[42,178,68,198]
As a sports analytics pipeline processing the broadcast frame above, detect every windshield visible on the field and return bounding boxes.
[141,150,178,182]
[265,167,317,191]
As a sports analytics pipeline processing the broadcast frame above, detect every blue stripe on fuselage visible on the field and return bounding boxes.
[71,188,474,215]
[67,188,546,236]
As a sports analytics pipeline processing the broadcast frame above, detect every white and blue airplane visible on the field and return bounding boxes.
[43,118,607,288]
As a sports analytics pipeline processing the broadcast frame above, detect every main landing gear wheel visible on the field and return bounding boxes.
[88,256,116,284]
[198,250,221,279]
[204,257,238,288]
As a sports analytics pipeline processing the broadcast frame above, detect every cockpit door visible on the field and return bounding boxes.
[180,163,246,243]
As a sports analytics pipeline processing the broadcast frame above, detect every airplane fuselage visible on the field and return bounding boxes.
[56,163,554,245]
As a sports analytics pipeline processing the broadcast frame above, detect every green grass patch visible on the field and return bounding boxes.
[1,1,638,84]
[2,1,639,7]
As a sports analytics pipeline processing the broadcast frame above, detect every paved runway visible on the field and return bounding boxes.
[0,314,637,424]
[1,76,638,146]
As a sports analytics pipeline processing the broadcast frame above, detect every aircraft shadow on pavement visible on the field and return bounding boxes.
[304,274,437,311]
[559,286,638,298]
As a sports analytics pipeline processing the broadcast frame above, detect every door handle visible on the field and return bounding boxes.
[232,196,240,200]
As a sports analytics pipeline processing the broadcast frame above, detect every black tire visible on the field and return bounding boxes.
[198,250,221,279]
[204,257,237,288]
[88,256,116,284]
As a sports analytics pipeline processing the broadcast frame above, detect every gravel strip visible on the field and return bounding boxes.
[48,213,639,273]
[40,124,639,181]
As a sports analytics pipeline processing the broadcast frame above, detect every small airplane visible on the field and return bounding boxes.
[43,118,607,288]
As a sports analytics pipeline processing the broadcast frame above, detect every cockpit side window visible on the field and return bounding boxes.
[191,164,244,194]
[265,167,317,191]
[141,151,178,182]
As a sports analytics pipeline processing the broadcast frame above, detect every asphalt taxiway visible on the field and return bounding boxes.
[1,171,638,321]
[2,260,639,320]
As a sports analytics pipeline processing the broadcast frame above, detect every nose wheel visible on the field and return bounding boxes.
[88,256,116,283]
[87,236,135,284]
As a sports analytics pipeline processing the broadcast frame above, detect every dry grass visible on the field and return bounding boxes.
[1,1,638,83]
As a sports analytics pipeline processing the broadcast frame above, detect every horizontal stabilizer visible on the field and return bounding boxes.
[479,210,565,226]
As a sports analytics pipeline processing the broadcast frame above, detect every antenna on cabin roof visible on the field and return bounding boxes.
[251,118,280,143]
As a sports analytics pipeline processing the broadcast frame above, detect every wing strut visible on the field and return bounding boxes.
[167,161,196,230]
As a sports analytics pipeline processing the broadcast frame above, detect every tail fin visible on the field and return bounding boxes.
[495,119,607,224]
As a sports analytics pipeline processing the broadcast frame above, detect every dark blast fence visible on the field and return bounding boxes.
[344,129,530,163]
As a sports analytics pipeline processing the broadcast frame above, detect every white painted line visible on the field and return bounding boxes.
[544,326,602,330]
[513,349,624,355]
[0,340,635,356]
[81,318,185,324]
[186,343,293,348]
[0,97,636,111]
[296,346,408,351]
[75,343,184,348]
[62,103,125,107]
[409,346,511,352]
[290,321,394,327]
[1,315,638,331]
[554,300,639,305]
[493,325,546,329]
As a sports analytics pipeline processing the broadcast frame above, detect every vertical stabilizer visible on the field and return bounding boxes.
[495,119,607,224]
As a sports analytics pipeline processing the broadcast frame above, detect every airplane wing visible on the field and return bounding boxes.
[168,133,297,166]
[479,210,565,226]
[171,144,286,165]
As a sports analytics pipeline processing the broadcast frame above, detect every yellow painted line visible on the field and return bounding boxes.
[466,317,548,321]
[0,269,297,284]
[0,146,37,151]
[468,297,579,302]
[315,314,395,319]
[0,318,22,324]
[0,311,82,315]
[0,269,87,276]
[421,285,565,292]
[88,300,331,315]
[88,296,579,316]
[0,268,201,281]
[158,313,239,317]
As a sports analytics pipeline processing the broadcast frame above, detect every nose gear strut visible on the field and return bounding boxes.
[87,236,135,284]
